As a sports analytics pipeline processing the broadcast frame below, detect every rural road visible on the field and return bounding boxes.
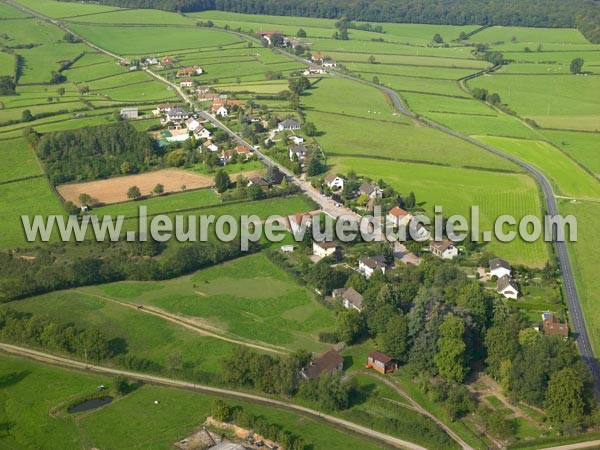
[0,342,428,450]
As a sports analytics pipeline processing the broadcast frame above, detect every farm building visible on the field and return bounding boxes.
[120,107,138,119]
[177,65,203,77]
[366,351,397,374]
[301,349,344,379]
[489,258,511,279]
[430,240,458,259]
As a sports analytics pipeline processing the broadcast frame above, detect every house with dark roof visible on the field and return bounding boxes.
[324,173,345,190]
[489,258,511,279]
[278,118,301,132]
[289,144,306,162]
[301,349,344,379]
[430,240,458,259]
[497,274,519,299]
[358,181,382,199]
[366,351,397,374]
[358,256,387,279]
[336,287,363,312]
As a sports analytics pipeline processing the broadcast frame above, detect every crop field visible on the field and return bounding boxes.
[0,176,64,249]
[403,92,500,115]
[68,24,243,55]
[426,111,543,139]
[67,8,197,25]
[0,137,41,183]
[56,169,226,206]
[0,355,390,450]
[0,52,15,77]
[84,253,335,352]
[13,0,121,17]
[0,18,64,46]
[331,156,548,267]
[468,74,600,131]
[475,136,600,199]
[327,52,491,69]
[343,61,478,80]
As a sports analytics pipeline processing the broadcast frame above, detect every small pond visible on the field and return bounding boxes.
[68,396,113,413]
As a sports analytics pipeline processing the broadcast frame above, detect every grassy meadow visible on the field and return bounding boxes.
[0,354,390,450]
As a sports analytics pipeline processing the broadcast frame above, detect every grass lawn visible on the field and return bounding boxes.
[84,253,335,352]
[0,354,389,450]
[0,137,41,183]
[468,26,588,45]
[475,136,600,199]
[331,156,549,267]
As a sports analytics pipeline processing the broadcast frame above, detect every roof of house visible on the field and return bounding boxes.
[180,78,193,83]
[431,240,454,252]
[497,275,518,293]
[156,103,173,109]
[359,255,387,270]
[342,287,363,309]
[369,350,394,364]
[185,117,198,124]
[203,140,218,148]
[289,144,306,154]
[211,104,227,111]
[235,145,250,154]
[314,240,337,250]
[167,107,187,116]
[324,173,342,184]
[490,258,511,272]
[280,118,301,128]
[249,176,268,187]
[543,315,569,336]
[388,206,408,217]
[304,349,343,379]
[359,182,376,195]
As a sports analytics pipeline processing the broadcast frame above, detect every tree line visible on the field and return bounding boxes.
[59,0,600,43]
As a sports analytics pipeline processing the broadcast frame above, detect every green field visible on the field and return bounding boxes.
[0,177,64,249]
[468,74,600,131]
[68,24,242,54]
[0,138,41,183]
[0,354,389,450]
[475,136,600,199]
[331,156,548,267]
[468,26,588,44]
[541,130,600,175]
[84,253,335,352]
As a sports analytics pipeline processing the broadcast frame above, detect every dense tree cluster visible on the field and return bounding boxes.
[34,122,160,184]
[0,308,111,362]
[0,239,258,302]
[70,0,600,42]
[0,76,16,95]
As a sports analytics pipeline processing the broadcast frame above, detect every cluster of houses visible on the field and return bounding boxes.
[302,53,337,76]
[489,258,520,299]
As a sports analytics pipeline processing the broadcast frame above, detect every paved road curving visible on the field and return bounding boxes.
[0,342,427,450]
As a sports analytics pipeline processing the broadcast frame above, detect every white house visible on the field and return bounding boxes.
[489,258,511,279]
[179,79,194,88]
[278,118,301,132]
[165,107,188,123]
[289,135,304,145]
[185,117,201,132]
[358,256,387,279]
[193,126,211,140]
[280,245,295,253]
[203,140,219,152]
[312,240,338,258]
[304,66,326,75]
[212,104,228,117]
[387,206,412,228]
[497,275,519,299]
[430,240,458,259]
[289,144,306,162]
[145,56,158,65]
[324,173,345,190]
[153,103,173,116]
[322,60,337,67]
